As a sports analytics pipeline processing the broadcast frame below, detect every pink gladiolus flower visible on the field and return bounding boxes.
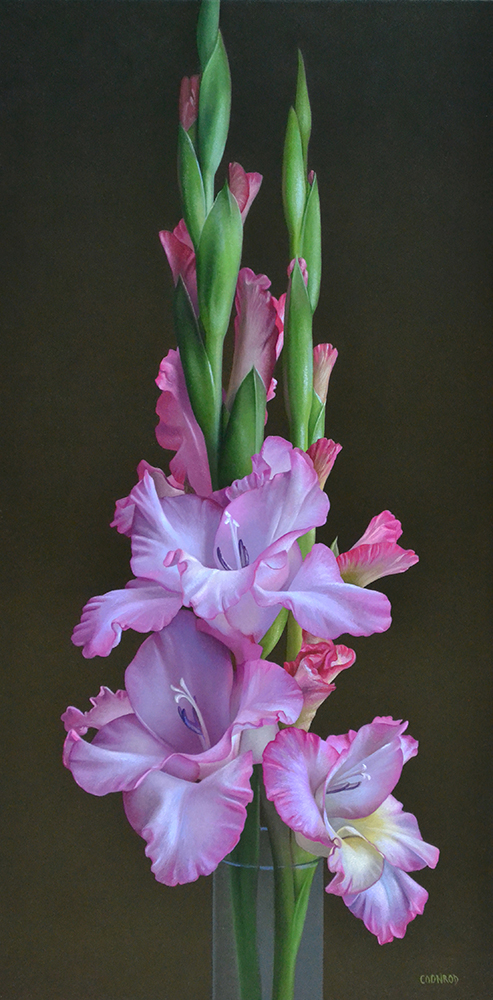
[307,438,342,489]
[155,348,212,497]
[263,718,439,944]
[159,219,198,313]
[313,343,338,405]
[64,611,303,885]
[284,638,355,730]
[228,162,262,222]
[179,74,200,131]
[337,511,419,588]
[72,437,391,658]
[225,268,280,409]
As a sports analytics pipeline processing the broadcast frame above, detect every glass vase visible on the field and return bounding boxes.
[212,826,323,1000]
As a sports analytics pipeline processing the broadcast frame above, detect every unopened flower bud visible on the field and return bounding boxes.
[313,343,338,404]
[284,638,355,730]
[179,74,200,131]
[307,437,342,488]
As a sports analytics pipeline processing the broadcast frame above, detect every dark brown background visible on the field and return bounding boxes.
[2,2,492,998]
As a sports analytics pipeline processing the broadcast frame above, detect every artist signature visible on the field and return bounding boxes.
[419,974,459,985]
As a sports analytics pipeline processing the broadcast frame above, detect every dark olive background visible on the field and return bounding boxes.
[1,2,491,998]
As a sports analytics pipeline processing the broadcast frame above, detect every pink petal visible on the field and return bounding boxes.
[254,543,392,641]
[61,687,132,735]
[337,540,419,587]
[136,460,184,498]
[155,349,211,497]
[326,830,385,895]
[127,475,221,587]
[353,510,404,547]
[232,659,303,733]
[263,728,337,851]
[123,753,254,885]
[352,795,440,873]
[228,162,262,221]
[71,580,183,658]
[343,862,430,944]
[64,714,169,795]
[225,268,279,408]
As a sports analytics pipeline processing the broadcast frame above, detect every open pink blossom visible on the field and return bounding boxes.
[337,511,419,588]
[284,638,355,730]
[225,268,280,409]
[263,718,439,944]
[64,611,303,886]
[72,437,391,657]
[155,348,211,497]
[228,162,262,222]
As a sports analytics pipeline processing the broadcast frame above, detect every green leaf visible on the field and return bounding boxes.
[308,388,325,445]
[330,536,340,557]
[282,107,306,258]
[197,183,243,352]
[219,367,266,487]
[173,277,219,478]
[295,51,311,172]
[301,173,321,313]
[178,126,206,251]
[283,260,313,450]
[198,31,231,200]
[197,0,220,71]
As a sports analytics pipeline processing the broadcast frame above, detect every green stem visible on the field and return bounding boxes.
[227,766,262,1000]
[286,612,302,662]
[261,788,319,1000]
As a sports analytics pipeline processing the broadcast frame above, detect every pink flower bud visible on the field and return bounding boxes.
[228,162,263,222]
[287,256,309,286]
[307,437,342,488]
[284,637,355,730]
[179,75,200,131]
[313,343,338,404]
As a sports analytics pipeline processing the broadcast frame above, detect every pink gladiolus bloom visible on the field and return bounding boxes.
[228,162,262,222]
[159,219,198,313]
[313,343,338,405]
[179,74,200,131]
[155,348,211,497]
[284,638,355,730]
[64,611,303,885]
[225,268,280,409]
[72,437,391,658]
[337,511,419,588]
[307,438,342,489]
[263,718,439,944]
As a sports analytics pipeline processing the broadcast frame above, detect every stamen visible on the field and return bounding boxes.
[238,539,250,568]
[170,678,211,750]
[326,763,370,796]
[217,547,232,571]
[216,513,250,570]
